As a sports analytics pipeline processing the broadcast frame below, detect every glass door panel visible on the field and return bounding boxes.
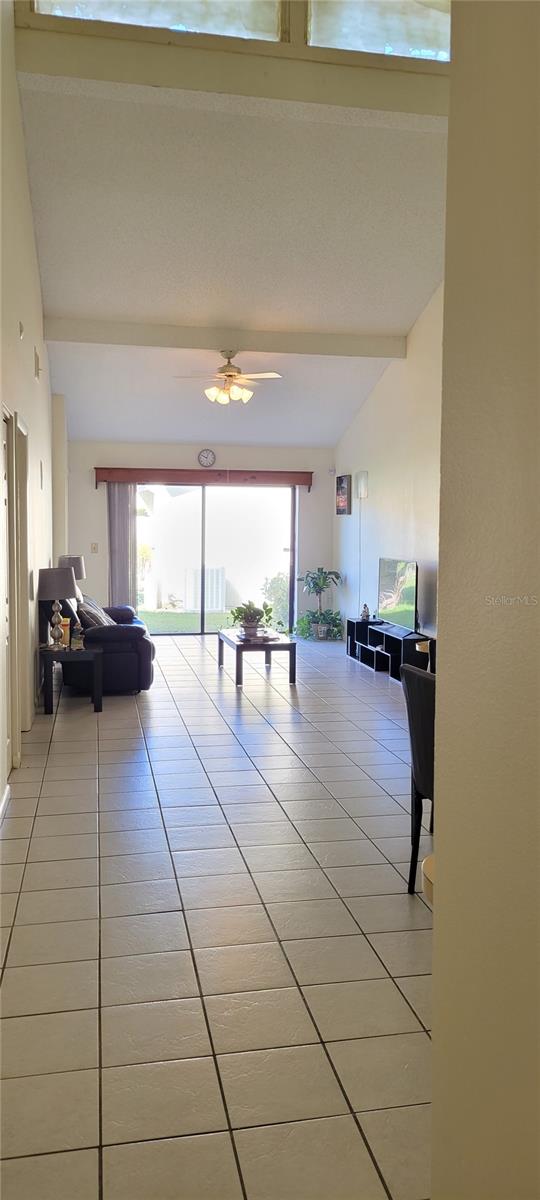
[204,486,292,632]
[136,485,203,634]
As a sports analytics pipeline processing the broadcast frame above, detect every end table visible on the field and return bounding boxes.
[40,646,103,714]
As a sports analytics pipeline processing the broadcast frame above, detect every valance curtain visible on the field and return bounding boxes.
[107,482,137,608]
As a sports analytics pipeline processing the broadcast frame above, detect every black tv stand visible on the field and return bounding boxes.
[346,618,433,681]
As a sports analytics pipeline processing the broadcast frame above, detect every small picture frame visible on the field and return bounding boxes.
[336,474,352,515]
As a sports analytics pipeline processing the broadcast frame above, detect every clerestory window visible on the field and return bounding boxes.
[34,1,281,41]
[33,0,451,61]
[308,0,450,62]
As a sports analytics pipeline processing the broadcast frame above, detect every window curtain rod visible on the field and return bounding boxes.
[95,467,313,490]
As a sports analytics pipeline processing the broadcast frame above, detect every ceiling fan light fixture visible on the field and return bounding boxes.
[204,379,253,406]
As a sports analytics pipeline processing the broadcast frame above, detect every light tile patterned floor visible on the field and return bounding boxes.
[0,636,433,1200]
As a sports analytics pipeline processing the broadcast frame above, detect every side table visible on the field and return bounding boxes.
[40,646,103,714]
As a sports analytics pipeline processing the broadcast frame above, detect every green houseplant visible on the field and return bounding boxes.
[296,609,344,641]
[297,567,343,639]
[230,600,273,640]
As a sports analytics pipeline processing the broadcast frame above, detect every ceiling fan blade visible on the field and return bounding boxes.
[237,372,282,381]
[173,374,220,381]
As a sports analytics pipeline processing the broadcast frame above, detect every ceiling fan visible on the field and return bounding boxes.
[174,350,282,405]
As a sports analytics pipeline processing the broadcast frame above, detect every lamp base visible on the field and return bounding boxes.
[50,600,64,647]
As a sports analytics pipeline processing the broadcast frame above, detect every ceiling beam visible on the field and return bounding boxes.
[15,23,448,118]
[44,318,406,360]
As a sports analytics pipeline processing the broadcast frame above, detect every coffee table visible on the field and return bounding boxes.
[217,629,297,687]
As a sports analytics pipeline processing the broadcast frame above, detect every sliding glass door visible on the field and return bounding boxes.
[204,486,292,632]
[137,485,203,633]
[137,484,293,635]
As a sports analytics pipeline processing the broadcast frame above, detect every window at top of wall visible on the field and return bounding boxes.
[308,0,450,62]
[34,1,281,41]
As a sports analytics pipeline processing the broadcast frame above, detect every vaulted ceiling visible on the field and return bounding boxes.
[19,71,447,444]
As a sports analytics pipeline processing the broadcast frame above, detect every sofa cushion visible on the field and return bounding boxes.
[78,594,116,628]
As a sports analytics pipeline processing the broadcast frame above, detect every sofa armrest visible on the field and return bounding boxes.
[84,623,147,645]
[105,605,137,624]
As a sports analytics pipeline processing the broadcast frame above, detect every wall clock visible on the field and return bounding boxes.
[198,448,216,468]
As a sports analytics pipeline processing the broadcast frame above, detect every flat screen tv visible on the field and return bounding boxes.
[378,558,418,631]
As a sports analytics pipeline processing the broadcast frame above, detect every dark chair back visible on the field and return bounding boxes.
[400,664,436,799]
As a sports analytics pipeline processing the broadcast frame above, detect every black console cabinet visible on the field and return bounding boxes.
[346,619,435,681]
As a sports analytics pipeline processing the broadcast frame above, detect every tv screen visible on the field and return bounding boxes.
[378,559,417,630]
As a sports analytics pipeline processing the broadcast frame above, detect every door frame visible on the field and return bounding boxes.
[2,406,30,770]
[15,417,31,731]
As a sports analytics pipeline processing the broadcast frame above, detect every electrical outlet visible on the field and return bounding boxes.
[90,542,98,554]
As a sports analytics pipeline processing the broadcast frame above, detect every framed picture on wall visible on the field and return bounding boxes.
[336,474,352,515]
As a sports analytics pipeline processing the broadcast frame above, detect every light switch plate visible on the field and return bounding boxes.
[90,542,98,553]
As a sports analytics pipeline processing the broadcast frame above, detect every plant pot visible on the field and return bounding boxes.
[241,623,260,640]
[315,624,328,639]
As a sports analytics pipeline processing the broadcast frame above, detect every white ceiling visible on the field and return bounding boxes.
[48,343,390,446]
[20,76,447,334]
[19,73,447,445]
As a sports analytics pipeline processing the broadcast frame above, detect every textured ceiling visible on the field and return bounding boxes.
[20,74,446,445]
[20,75,447,335]
[48,343,390,446]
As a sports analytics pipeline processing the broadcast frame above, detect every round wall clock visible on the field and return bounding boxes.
[198,448,216,468]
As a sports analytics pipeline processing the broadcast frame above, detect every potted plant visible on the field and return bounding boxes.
[297,567,342,639]
[230,600,273,640]
[319,608,344,640]
[295,609,344,641]
[310,612,328,640]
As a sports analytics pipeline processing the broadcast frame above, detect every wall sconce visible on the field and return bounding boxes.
[355,470,369,500]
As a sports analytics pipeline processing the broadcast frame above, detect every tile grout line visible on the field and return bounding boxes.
[0,1100,433,1160]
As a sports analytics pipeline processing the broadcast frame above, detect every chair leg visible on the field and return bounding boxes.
[408,786,423,894]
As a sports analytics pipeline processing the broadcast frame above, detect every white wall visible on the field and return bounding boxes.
[334,287,443,634]
[51,393,68,559]
[432,3,540,1196]
[1,2,52,799]
[67,441,335,613]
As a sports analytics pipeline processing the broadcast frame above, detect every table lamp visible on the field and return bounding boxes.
[57,554,86,581]
[37,566,77,648]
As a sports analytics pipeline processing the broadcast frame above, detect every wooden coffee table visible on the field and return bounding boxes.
[218,629,297,687]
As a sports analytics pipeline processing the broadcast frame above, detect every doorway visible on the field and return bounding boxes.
[2,418,13,776]
[136,484,295,635]
[2,411,30,782]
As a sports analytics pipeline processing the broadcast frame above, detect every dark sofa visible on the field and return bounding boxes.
[40,600,155,694]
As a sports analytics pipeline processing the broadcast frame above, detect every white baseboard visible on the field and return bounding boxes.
[0,783,11,820]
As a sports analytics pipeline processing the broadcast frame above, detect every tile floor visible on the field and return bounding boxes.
[0,636,433,1200]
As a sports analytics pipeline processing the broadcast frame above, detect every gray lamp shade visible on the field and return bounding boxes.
[37,566,77,601]
[58,554,86,581]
